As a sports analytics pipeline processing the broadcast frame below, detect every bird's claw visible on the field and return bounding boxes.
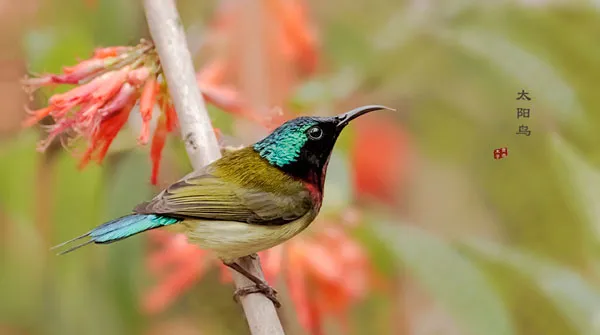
[248,253,259,260]
[233,283,281,308]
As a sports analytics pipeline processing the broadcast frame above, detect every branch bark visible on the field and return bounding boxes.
[143,1,285,334]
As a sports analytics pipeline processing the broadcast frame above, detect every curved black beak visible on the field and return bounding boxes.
[335,105,396,130]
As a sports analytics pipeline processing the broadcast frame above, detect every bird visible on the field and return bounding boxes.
[53,104,395,307]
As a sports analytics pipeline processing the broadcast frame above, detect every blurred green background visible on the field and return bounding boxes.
[2,0,600,334]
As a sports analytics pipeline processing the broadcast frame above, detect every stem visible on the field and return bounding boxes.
[142,1,285,334]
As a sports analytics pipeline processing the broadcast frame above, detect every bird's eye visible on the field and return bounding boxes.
[307,126,323,140]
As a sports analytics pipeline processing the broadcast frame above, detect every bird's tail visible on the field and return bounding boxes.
[52,214,181,255]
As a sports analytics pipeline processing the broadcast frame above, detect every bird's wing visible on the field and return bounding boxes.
[134,168,313,226]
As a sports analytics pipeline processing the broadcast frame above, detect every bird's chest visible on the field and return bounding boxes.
[183,210,317,263]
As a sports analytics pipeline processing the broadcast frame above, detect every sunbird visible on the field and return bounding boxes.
[54,105,394,307]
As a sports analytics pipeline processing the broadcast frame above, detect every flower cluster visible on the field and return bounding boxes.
[143,211,381,333]
[22,40,177,184]
[191,0,320,131]
[265,222,377,333]
[143,230,212,314]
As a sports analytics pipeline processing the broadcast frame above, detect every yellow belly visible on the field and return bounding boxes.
[182,211,316,263]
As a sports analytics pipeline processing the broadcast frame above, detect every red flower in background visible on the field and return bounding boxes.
[22,41,237,185]
[265,0,319,75]
[351,114,410,204]
[283,224,376,333]
[22,41,178,184]
[196,0,320,128]
[143,230,215,314]
[143,211,384,334]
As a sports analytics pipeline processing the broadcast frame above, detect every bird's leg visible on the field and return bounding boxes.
[224,261,280,308]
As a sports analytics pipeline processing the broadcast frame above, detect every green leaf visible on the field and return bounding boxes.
[52,151,104,242]
[446,28,585,125]
[375,223,516,335]
[372,6,427,51]
[103,151,153,219]
[24,26,95,74]
[103,151,152,335]
[353,218,399,276]
[550,133,600,246]
[463,240,600,335]
[0,131,38,221]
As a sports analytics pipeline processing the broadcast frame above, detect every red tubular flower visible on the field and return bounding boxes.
[23,59,113,95]
[150,112,168,185]
[22,106,53,128]
[91,67,130,102]
[98,82,136,117]
[22,40,251,184]
[142,231,215,314]
[143,214,382,335]
[164,101,178,132]
[260,245,283,285]
[267,0,319,75]
[351,115,410,204]
[60,58,107,82]
[21,40,225,185]
[79,99,135,169]
[195,61,259,125]
[138,77,159,145]
[93,46,132,59]
[157,95,179,133]
[195,59,227,86]
[189,0,317,131]
[199,84,245,117]
[284,225,373,333]
[127,67,152,86]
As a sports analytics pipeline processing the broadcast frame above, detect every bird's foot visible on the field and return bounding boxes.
[233,283,281,308]
[224,260,280,307]
[248,253,259,260]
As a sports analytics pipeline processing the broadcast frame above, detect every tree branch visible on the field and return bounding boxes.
[143,1,285,334]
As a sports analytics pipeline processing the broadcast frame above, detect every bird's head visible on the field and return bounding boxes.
[253,105,395,186]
